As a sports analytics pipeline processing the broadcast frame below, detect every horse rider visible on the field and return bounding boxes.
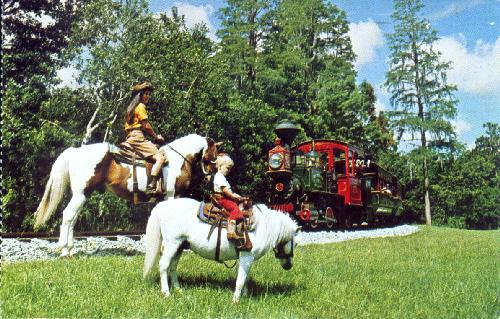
[124,81,166,195]
[213,153,247,241]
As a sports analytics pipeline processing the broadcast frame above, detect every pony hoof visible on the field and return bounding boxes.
[232,297,240,303]
[162,291,170,297]
[60,249,70,258]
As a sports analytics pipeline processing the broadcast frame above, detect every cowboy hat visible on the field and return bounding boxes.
[131,81,154,94]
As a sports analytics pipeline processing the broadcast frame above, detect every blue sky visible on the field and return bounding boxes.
[60,0,499,148]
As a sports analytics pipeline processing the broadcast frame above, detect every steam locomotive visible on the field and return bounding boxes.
[266,120,403,229]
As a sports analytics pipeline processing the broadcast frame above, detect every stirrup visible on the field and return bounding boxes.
[145,184,157,196]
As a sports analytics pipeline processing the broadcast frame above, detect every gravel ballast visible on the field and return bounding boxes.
[2,225,419,262]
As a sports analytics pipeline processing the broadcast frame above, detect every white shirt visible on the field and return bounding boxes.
[213,172,231,193]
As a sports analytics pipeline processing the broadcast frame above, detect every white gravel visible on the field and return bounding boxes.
[2,225,419,262]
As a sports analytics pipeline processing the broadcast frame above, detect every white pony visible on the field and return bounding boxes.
[143,197,300,302]
[34,134,220,257]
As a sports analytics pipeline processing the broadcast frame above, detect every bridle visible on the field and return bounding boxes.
[273,238,294,259]
[166,144,214,176]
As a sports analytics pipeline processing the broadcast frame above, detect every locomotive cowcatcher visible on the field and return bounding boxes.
[266,120,403,229]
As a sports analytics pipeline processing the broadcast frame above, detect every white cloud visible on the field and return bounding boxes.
[348,20,384,70]
[374,100,387,116]
[452,118,472,135]
[56,66,80,89]
[428,0,485,21]
[171,2,217,41]
[434,34,500,97]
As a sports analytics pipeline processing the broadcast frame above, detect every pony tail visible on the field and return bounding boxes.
[143,207,162,278]
[124,93,141,124]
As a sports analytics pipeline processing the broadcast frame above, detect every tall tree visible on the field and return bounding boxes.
[217,0,273,95]
[384,0,458,225]
[2,0,86,230]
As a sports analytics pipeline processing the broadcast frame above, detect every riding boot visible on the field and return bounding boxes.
[146,175,158,195]
[227,220,239,241]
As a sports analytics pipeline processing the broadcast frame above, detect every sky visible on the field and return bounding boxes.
[59,0,500,148]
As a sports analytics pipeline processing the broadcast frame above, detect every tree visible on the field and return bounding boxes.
[2,0,87,231]
[384,0,458,225]
[217,0,273,95]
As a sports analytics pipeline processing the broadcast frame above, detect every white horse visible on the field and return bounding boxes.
[143,197,300,302]
[34,134,220,257]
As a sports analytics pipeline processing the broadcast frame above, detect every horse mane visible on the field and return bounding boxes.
[253,204,298,248]
[160,134,207,156]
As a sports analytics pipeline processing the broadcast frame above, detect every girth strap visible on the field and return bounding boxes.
[215,218,222,262]
[132,154,139,204]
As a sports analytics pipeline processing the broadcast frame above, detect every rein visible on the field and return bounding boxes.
[166,144,211,175]
[166,144,194,167]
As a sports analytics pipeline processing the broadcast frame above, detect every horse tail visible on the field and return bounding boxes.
[143,207,162,279]
[34,147,74,229]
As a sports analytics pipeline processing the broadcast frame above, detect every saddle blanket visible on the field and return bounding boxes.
[198,202,255,231]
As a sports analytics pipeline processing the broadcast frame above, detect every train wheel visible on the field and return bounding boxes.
[325,207,334,229]
[310,220,319,229]
[343,214,353,229]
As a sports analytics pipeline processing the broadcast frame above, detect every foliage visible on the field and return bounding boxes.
[2,227,499,317]
[3,0,496,231]
[379,124,499,229]
[384,0,458,225]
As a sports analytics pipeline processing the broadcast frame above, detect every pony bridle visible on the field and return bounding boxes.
[273,238,294,259]
[201,149,216,176]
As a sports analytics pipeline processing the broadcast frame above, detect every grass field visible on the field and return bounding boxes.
[2,226,499,318]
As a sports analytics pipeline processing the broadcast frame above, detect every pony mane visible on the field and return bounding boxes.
[253,204,298,248]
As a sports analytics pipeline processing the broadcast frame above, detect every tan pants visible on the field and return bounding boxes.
[125,129,165,176]
[125,129,160,159]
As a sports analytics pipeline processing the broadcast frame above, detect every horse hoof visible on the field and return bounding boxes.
[60,248,70,258]
[162,291,170,297]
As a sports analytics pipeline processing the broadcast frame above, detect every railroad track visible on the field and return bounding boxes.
[2,231,144,241]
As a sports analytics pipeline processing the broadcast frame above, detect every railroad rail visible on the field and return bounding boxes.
[2,230,144,241]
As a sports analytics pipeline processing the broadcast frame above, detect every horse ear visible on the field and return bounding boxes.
[206,138,215,147]
[215,141,224,147]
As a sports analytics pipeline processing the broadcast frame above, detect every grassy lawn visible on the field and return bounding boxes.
[2,226,499,318]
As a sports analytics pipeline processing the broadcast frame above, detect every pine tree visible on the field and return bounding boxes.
[217,0,273,95]
[384,0,458,225]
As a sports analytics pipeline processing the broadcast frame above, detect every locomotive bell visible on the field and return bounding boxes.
[274,120,299,147]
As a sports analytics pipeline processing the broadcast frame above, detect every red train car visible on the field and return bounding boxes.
[266,120,402,228]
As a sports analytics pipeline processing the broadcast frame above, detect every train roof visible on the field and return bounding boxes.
[294,139,365,155]
[293,139,398,180]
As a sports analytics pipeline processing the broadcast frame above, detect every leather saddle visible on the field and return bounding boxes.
[198,197,254,260]
[108,143,166,204]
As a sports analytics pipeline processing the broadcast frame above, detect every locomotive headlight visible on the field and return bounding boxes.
[269,153,284,169]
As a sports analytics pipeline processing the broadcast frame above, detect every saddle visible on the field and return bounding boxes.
[198,197,254,261]
[108,144,166,204]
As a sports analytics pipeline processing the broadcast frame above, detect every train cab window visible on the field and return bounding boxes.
[333,149,346,176]
[320,153,329,171]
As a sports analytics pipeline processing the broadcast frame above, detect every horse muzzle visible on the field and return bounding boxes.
[280,258,293,270]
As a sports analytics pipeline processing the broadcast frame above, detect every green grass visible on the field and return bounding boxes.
[2,226,499,318]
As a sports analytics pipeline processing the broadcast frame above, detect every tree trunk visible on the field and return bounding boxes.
[423,155,432,225]
[414,36,432,226]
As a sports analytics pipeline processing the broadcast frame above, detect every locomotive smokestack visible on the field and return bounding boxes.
[274,120,299,147]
